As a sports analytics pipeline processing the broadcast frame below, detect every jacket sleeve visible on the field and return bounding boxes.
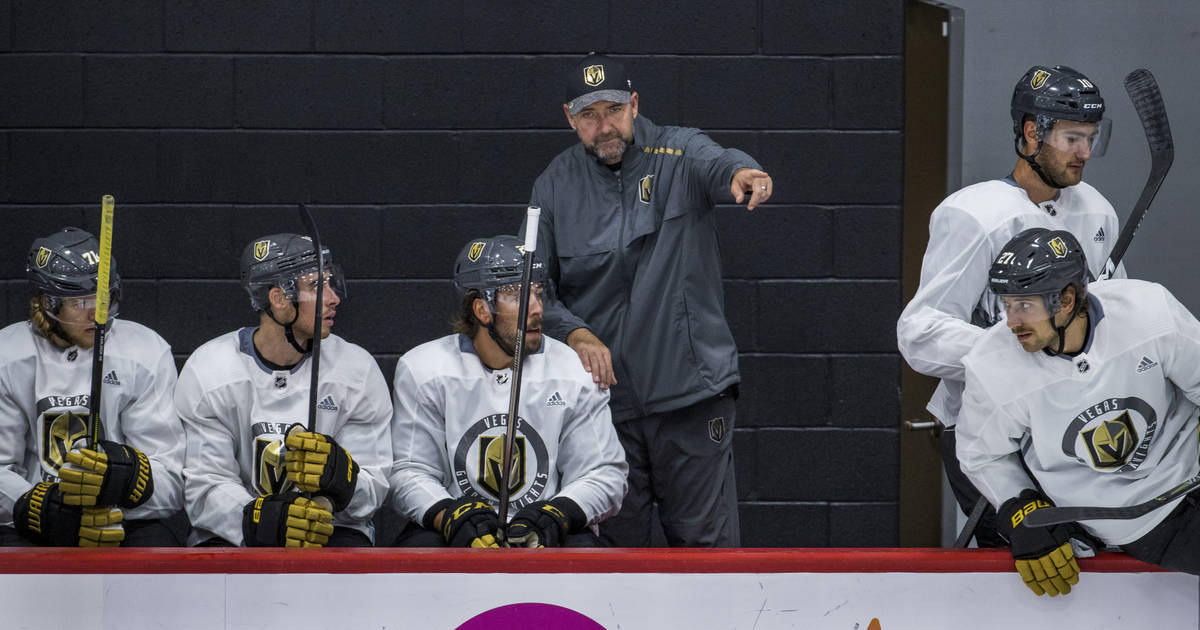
[896,203,995,382]
[176,363,254,545]
[388,355,455,523]
[119,344,185,521]
[680,131,762,207]
[552,380,628,525]
[332,360,393,526]
[956,365,1036,508]
[528,175,591,341]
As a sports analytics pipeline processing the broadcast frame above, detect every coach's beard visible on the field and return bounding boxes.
[587,134,633,164]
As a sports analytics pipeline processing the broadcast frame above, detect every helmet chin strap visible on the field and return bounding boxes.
[1015,136,1068,190]
[1043,298,1084,357]
[265,302,312,354]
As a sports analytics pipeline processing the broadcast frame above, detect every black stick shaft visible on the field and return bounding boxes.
[298,205,325,432]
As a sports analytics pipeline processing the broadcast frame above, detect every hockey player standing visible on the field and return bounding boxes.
[176,234,392,547]
[388,235,627,548]
[0,227,186,547]
[958,228,1200,595]
[897,65,1125,545]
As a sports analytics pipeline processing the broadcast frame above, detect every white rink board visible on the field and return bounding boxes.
[0,571,1194,629]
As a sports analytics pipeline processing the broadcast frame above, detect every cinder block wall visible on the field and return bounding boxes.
[0,0,904,546]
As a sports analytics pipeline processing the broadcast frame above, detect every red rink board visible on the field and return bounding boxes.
[0,547,1164,574]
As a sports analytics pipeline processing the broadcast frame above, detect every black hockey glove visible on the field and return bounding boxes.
[59,439,154,509]
[998,489,1081,596]
[504,497,586,548]
[242,493,334,548]
[437,497,500,548]
[14,481,124,547]
[284,424,359,512]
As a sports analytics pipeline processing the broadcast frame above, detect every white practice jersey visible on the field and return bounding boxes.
[176,328,392,545]
[897,178,1124,426]
[390,334,627,528]
[957,280,1200,545]
[0,319,184,525]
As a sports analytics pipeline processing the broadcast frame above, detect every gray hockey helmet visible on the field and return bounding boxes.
[27,227,121,299]
[989,228,1088,307]
[453,235,546,299]
[1011,65,1105,136]
[240,233,344,311]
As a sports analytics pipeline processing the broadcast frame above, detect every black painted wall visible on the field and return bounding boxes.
[0,0,904,547]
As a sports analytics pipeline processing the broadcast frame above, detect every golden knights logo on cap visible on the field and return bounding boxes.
[1031,70,1051,90]
[639,174,654,204]
[35,247,51,268]
[1048,236,1068,257]
[253,239,271,262]
[584,64,606,87]
[468,241,486,262]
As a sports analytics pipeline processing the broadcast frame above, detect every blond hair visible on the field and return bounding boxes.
[28,296,72,349]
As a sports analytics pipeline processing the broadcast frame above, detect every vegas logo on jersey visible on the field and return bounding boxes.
[452,413,550,511]
[1064,397,1156,472]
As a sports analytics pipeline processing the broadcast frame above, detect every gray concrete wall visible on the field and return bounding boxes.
[949,0,1200,308]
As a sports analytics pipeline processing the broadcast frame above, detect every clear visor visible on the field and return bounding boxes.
[42,294,120,324]
[1044,119,1111,157]
[493,281,548,307]
[998,294,1058,327]
[294,264,346,302]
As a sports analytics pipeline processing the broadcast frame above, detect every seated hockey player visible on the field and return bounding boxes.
[388,235,627,548]
[176,234,391,547]
[0,227,187,547]
[957,228,1200,596]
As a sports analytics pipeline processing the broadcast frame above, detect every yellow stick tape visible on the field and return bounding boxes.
[96,195,115,325]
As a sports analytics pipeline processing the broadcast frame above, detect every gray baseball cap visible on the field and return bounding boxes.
[565,53,633,115]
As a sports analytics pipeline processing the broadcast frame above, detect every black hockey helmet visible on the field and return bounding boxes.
[990,228,1088,298]
[240,233,345,312]
[27,227,121,300]
[1011,65,1106,136]
[453,235,547,300]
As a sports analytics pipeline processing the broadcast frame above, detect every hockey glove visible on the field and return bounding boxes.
[13,482,124,547]
[242,493,334,548]
[284,424,359,512]
[59,439,154,509]
[438,497,500,548]
[998,489,1081,596]
[504,497,586,548]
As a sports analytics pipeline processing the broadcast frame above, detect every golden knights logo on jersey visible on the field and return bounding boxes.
[1082,412,1138,468]
[452,413,550,510]
[251,421,294,495]
[639,174,654,204]
[36,395,97,477]
[1064,397,1156,472]
[478,435,526,497]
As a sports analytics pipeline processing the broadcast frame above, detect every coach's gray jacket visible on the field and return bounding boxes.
[527,115,759,422]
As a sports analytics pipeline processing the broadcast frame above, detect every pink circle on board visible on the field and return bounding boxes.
[456,603,606,629]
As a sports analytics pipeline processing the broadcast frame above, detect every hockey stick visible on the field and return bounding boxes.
[88,195,116,449]
[297,205,325,432]
[1097,68,1174,281]
[496,206,542,541]
[1022,472,1200,527]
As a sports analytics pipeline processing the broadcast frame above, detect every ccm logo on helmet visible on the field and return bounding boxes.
[1083,103,1102,109]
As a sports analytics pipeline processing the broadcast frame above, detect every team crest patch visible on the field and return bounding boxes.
[584,64,605,87]
[639,174,654,204]
[468,241,486,262]
[1082,411,1138,468]
[1048,236,1068,257]
[478,434,527,497]
[453,413,550,509]
[253,239,271,262]
[708,417,726,443]
[1031,70,1051,89]
[35,247,51,268]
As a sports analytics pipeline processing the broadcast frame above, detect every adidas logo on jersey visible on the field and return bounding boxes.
[1094,227,1105,242]
[545,392,566,407]
[102,370,121,385]
[316,395,339,411]
[1136,356,1159,373]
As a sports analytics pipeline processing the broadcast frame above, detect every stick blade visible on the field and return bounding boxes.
[1124,68,1174,155]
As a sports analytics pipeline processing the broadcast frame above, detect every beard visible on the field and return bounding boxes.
[1035,148,1085,188]
[585,133,633,164]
